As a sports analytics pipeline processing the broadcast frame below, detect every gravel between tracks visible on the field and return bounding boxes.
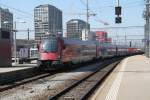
[0,63,100,100]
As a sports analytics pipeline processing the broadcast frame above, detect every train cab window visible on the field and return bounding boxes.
[42,39,57,52]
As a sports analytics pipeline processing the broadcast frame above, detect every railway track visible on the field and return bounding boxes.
[48,58,121,100]
[0,60,96,93]
[0,57,110,93]
[0,57,124,100]
[0,72,52,92]
[0,60,98,93]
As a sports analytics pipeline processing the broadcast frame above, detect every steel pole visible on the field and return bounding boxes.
[86,0,89,40]
[117,0,119,6]
[149,0,150,57]
[14,21,17,64]
[145,0,150,57]
[86,0,89,26]
[27,28,29,40]
[27,28,30,58]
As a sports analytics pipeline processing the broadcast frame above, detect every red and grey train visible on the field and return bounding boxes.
[37,36,139,69]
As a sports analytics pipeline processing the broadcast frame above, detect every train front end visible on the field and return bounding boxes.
[38,37,62,69]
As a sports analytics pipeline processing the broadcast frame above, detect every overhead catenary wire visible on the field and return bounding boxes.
[92,0,144,11]
[79,0,109,26]
[15,25,143,31]
[0,3,34,23]
[0,1,145,36]
[0,0,144,21]
[80,0,87,7]
[0,0,144,15]
[0,3,33,16]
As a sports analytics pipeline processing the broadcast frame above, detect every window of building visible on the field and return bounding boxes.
[1,31,10,39]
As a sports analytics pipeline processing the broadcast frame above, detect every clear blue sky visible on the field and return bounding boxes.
[0,0,145,40]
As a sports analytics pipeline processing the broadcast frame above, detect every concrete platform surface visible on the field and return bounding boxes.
[0,67,31,73]
[0,63,37,73]
[0,65,38,85]
[12,63,37,67]
[91,55,150,100]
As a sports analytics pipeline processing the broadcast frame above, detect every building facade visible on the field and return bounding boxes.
[0,8,13,66]
[15,39,36,58]
[81,30,97,41]
[34,4,62,41]
[67,19,90,40]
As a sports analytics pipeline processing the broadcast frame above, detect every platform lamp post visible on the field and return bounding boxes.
[4,21,26,65]
[145,0,150,58]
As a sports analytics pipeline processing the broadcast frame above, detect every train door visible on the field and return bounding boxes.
[96,44,100,58]
[57,37,63,62]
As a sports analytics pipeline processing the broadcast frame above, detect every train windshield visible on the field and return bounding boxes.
[42,39,57,52]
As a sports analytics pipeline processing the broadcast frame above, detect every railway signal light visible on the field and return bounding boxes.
[115,16,122,23]
[115,6,122,24]
[115,6,122,15]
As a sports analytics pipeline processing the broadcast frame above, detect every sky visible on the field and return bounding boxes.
[0,0,145,43]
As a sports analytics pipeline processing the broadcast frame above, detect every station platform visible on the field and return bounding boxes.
[91,55,150,100]
[0,64,37,85]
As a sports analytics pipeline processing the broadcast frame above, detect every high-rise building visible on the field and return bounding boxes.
[67,19,90,40]
[0,7,13,31]
[0,7,13,66]
[34,4,62,41]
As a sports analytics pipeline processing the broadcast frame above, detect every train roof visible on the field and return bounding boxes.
[41,37,97,46]
[63,38,97,46]
[100,43,129,48]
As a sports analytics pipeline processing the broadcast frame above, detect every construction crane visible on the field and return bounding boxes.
[94,19,109,25]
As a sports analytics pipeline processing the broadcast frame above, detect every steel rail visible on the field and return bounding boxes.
[80,61,120,100]
[0,58,106,93]
[0,72,52,92]
[48,58,122,100]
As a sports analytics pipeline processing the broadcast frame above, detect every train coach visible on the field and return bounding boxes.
[37,35,140,70]
[37,36,100,69]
